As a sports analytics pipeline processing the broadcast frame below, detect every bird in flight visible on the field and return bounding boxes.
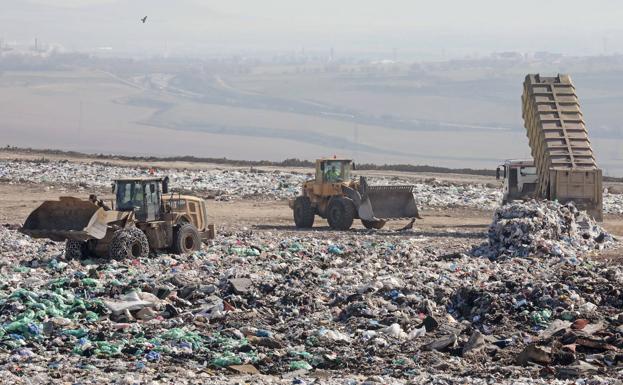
[141,16,148,23]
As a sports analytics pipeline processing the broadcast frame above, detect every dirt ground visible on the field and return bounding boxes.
[0,182,490,231]
[3,148,623,262]
[3,181,623,263]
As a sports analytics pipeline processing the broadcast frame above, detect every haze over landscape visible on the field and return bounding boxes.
[2,0,623,174]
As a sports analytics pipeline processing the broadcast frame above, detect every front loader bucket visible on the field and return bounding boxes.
[20,197,124,242]
[358,185,421,221]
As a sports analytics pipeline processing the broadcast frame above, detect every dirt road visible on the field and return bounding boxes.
[3,148,623,263]
[3,181,623,263]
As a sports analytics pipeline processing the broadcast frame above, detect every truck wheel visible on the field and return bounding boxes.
[361,220,386,230]
[109,227,150,259]
[293,196,315,228]
[173,223,201,254]
[65,240,86,259]
[327,197,355,230]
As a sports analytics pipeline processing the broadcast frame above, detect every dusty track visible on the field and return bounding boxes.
[2,149,623,262]
[3,182,623,263]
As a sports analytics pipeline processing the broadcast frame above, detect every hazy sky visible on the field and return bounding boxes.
[4,0,623,57]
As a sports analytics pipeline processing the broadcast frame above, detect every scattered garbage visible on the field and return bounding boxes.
[0,159,505,209]
[5,158,623,216]
[104,291,159,315]
[0,159,307,201]
[412,182,502,210]
[0,220,621,383]
[462,331,485,354]
[2,157,623,383]
[473,200,616,260]
[517,344,552,366]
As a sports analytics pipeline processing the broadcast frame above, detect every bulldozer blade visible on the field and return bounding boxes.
[358,185,421,221]
[20,197,128,242]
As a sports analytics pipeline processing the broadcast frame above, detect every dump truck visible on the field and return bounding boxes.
[497,74,603,220]
[20,176,215,259]
[289,158,421,230]
[497,159,538,205]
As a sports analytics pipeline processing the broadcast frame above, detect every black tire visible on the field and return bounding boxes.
[327,197,355,230]
[65,239,86,259]
[293,196,315,228]
[173,223,201,254]
[361,220,386,230]
[108,227,150,260]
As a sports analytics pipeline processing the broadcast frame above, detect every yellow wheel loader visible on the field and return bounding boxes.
[289,158,422,230]
[20,177,215,259]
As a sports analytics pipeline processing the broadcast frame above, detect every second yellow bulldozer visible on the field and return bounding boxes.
[289,158,421,230]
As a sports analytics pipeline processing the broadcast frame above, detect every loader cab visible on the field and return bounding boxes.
[497,160,538,204]
[113,177,168,222]
[317,158,352,183]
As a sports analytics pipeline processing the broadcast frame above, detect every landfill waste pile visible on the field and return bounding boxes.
[604,193,623,215]
[473,200,616,260]
[412,182,502,210]
[0,223,622,384]
[4,158,623,214]
[0,159,506,209]
[0,159,307,201]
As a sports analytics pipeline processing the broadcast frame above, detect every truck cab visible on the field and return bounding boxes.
[316,158,352,183]
[113,177,214,240]
[307,158,354,197]
[497,159,538,204]
[113,177,169,222]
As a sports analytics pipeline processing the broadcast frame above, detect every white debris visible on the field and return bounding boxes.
[380,323,408,339]
[473,200,616,260]
[316,328,352,343]
[408,325,427,339]
[104,291,159,314]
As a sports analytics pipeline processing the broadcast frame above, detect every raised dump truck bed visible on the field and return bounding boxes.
[521,74,603,220]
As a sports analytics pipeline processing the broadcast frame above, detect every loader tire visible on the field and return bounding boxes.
[293,196,315,228]
[361,219,386,230]
[65,240,86,259]
[327,197,355,230]
[108,227,149,260]
[173,223,201,254]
